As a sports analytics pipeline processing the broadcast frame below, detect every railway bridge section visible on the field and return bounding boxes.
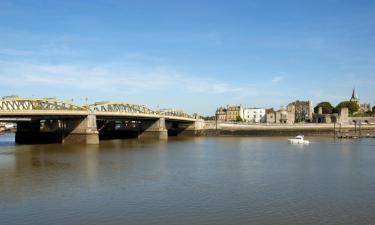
[0,97,204,144]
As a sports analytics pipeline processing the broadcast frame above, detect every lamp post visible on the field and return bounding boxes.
[85,97,88,110]
[334,121,336,139]
[215,113,218,131]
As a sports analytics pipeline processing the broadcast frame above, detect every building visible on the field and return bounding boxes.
[266,107,294,124]
[313,105,333,123]
[275,109,288,123]
[288,100,313,123]
[227,105,243,121]
[350,88,372,113]
[360,103,372,112]
[243,108,266,123]
[215,105,243,122]
[313,105,351,124]
[216,106,227,121]
[266,108,276,123]
[286,104,296,122]
[350,88,360,104]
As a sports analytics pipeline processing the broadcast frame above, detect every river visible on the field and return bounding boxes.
[1,133,375,225]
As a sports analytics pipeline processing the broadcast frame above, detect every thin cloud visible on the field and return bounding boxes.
[0,48,35,56]
[0,62,254,96]
[0,45,82,57]
[271,76,284,83]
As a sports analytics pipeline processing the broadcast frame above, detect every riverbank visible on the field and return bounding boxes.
[201,122,375,137]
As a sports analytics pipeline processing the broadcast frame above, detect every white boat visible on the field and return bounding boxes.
[4,123,15,129]
[288,135,309,144]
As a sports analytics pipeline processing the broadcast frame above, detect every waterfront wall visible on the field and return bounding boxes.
[349,117,375,123]
[201,121,375,136]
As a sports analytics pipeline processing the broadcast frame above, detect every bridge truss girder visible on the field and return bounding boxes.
[158,109,194,119]
[0,98,86,111]
[89,102,156,114]
[0,97,196,120]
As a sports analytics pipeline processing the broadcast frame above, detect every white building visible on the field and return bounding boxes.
[242,108,266,123]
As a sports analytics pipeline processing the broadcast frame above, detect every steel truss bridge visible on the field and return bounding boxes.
[0,97,198,121]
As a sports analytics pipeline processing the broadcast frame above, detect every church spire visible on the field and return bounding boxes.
[350,87,359,102]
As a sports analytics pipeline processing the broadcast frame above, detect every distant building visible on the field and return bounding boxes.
[243,108,266,123]
[215,105,243,121]
[266,107,294,124]
[227,105,243,121]
[350,88,372,113]
[286,104,296,122]
[216,106,227,121]
[360,103,372,113]
[313,111,337,123]
[266,108,276,123]
[275,109,288,124]
[288,100,313,123]
[350,88,360,104]
[314,107,349,124]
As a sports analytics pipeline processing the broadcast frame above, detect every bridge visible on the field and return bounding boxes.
[0,97,204,144]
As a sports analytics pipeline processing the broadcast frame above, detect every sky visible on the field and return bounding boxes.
[0,0,374,115]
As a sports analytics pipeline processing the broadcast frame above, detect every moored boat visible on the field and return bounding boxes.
[288,135,309,144]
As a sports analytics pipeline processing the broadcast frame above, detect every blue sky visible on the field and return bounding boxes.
[0,0,374,115]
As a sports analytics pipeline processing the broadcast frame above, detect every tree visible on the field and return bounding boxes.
[235,115,243,122]
[204,116,217,121]
[314,102,334,114]
[335,101,360,115]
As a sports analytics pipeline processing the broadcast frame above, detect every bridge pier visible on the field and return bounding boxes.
[165,119,204,137]
[138,118,168,140]
[176,119,205,136]
[63,114,99,145]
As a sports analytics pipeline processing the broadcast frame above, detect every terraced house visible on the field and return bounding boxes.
[216,105,243,122]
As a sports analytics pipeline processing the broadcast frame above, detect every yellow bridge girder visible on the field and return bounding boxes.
[158,109,194,119]
[0,97,196,120]
[0,97,86,111]
[89,102,156,114]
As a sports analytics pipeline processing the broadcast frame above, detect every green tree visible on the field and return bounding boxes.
[314,102,334,114]
[235,115,243,122]
[202,116,216,120]
[335,101,360,115]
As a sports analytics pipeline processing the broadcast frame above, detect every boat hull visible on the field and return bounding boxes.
[288,139,309,144]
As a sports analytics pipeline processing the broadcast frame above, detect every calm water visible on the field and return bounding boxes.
[1,133,375,225]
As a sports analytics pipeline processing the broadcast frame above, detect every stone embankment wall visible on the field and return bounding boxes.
[349,117,375,123]
[201,121,375,136]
